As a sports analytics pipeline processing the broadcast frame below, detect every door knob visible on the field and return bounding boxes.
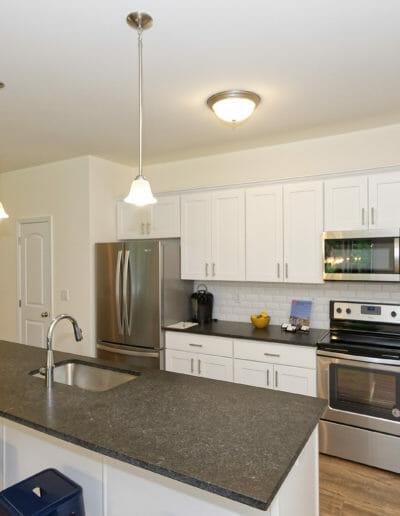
[41,312,49,318]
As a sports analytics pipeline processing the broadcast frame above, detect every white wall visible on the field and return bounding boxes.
[146,123,400,192]
[0,157,92,354]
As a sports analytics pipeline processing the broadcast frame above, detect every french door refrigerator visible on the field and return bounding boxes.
[96,239,192,369]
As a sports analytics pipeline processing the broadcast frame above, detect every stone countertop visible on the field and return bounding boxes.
[0,340,326,511]
[165,320,328,347]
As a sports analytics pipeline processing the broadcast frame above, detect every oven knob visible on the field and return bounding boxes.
[392,408,400,418]
[391,311,397,318]
[336,308,342,313]
[346,308,351,314]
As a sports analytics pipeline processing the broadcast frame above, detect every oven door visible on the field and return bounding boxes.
[318,353,400,436]
[323,229,400,281]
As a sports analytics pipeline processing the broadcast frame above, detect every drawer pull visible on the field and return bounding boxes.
[189,343,203,348]
[264,352,280,357]
[266,369,270,387]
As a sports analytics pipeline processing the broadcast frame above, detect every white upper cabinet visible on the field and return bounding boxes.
[324,176,368,231]
[211,189,245,281]
[117,195,180,239]
[180,189,245,281]
[181,192,212,280]
[369,171,400,228]
[246,185,283,282]
[283,181,324,284]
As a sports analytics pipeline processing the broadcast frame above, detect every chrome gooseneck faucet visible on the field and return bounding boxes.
[45,314,83,388]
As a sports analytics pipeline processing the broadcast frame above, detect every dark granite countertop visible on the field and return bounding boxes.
[165,320,328,347]
[0,340,326,511]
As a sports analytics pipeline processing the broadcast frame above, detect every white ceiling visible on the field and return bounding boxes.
[1,0,400,173]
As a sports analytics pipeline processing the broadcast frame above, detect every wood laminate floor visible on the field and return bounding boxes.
[320,454,400,515]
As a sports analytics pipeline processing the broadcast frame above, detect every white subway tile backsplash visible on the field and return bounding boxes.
[195,281,400,329]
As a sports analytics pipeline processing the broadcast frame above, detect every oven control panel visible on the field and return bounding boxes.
[332,301,400,323]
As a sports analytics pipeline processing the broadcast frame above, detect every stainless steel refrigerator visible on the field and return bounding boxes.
[96,239,192,369]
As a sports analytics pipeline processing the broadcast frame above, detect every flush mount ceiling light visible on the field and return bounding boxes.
[207,90,261,125]
[0,202,9,219]
[124,12,157,207]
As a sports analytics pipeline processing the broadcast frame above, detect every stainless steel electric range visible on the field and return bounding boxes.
[318,300,400,473]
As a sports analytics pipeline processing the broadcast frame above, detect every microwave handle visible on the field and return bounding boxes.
[394,238,400,274]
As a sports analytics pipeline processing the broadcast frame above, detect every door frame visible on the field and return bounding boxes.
[17,216,54,344]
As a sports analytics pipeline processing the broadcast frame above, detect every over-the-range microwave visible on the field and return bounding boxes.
[323,229,400,281]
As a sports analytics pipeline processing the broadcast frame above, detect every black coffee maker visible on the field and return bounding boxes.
[191,284,213,324]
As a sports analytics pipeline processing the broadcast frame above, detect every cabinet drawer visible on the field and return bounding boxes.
[233,339,316,369]
[165,332,233,357]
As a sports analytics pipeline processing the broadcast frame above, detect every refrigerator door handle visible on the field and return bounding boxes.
[115,250,124,334]
[123,250,132,336]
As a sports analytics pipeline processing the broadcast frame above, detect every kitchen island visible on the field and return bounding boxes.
[0,340,326,515]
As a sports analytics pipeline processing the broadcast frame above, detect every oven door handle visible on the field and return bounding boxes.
[318,349,400,365]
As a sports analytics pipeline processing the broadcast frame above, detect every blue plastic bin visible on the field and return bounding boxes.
[0,468,85,515]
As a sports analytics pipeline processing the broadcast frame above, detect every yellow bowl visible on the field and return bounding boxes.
[250,315,271,328]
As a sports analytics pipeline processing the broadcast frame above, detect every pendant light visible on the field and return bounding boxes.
[0,202,9,219]
[124,12,157,207]
[207,90,261,125]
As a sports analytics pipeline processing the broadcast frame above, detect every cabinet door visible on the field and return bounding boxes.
[180,193,212,280]
[369,171,400,228]
[211,189,245,281]
[246,185,283,282]
[283,181,324,284]
[234,359,273,389]
[198,354,233,382]
[116,200,150,239]
[324,176,368,230]
[149,195,180,238]
[274,364,316,396]
[165,349,197,376]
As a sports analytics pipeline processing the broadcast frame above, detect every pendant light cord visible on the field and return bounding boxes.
[138,23,143,179]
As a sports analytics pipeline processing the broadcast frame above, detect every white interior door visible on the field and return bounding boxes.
[18,218,52,348]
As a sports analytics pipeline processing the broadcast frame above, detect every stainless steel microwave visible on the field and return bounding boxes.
[323,229,400,281]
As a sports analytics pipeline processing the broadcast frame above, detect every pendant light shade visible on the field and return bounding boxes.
[124,11,157,207]
[0,202,9,219]
[124,175,157,206]
[207,90,261,125]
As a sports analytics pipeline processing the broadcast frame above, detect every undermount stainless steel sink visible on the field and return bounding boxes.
[31,360,138,392]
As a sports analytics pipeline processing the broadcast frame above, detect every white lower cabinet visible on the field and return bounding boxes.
[234,360,315,396]
[165,332,317,396]
[273,364,316,397]
[165,349,233,382]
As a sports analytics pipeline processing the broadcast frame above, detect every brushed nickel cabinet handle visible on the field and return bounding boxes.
[212,263,216,276]
[189,343,203,348]
[277,263,280,278]
[205,263,209,277]
[275,371,278,388]
[191,358,194,373]
[361,208,365,226]
[371,206,375,225]
[264,352,280,357]
[267,369,270,387]
[41,312,49,318]
[198,359,201,375]
[285,263,288,279]
[141,222,145,234]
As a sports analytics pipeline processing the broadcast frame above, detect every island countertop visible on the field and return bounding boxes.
[165,320,327,347]
[0,340,326,511]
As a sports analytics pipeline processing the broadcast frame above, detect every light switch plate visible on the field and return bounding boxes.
[60,289,70,301]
